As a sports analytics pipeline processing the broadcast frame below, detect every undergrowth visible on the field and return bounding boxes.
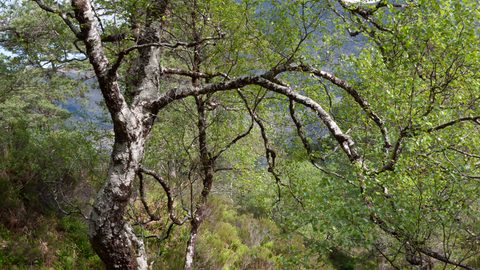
[0,214,102,269]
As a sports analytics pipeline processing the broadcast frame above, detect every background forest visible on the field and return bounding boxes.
[1,0,480,269]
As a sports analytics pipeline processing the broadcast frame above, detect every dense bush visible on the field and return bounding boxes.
[0,117,107,269]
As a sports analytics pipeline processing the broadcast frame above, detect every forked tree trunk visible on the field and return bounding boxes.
[61,0,168,268]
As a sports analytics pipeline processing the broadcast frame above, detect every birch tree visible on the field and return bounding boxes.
[2,0,479,269]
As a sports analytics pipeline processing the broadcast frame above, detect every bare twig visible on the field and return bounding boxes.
[138,172,161,221]
[238,91,305,209]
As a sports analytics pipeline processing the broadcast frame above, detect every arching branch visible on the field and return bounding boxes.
[138,167,190,225]
[155,71,360,162]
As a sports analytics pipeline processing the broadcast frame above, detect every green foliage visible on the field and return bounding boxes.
[0,119,106,268]
[138,195,316,269]
[0,214,102,270]
[2,0,480,268]
[194,196,307,270]
[58,216,96,259]
[0,119,105,212]
[0,0,107,265]
[0,56,88,131]
[257,0,480,268]
[0,0,90,130]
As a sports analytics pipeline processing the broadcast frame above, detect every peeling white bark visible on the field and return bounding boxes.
[88,134,149,270]
[184,229,197,270]
[124,223,148,270]
[67,1,162,269]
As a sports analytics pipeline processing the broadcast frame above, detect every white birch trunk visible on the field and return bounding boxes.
[88,135,149,270]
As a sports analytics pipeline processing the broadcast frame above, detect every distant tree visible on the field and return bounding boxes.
[1,0,479,269]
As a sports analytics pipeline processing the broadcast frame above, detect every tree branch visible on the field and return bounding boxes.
[110,36,225,73]
[162,66,230,80]
[102,32,138,43]
[418,248,478,270]
[67,0,136,136]
[447,147,480,159]
[156,72,360,163]
[31,0,83,39]
[212,111,255,160]
[336,0,393,34]
[288,98,358,186]
[238,91,305,208]
[369,202,478,270]
[427,117,480,132]
[138,172,161,222]
[298,64,391,149]
[138,167,190,225]
[158,35,225,49]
